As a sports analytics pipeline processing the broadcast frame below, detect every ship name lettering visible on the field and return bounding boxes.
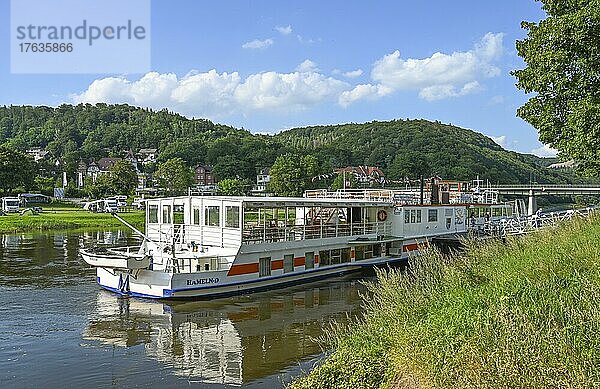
[187,277,219,286]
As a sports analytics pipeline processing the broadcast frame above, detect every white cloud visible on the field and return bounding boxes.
[491,135,507,148]
[275,25,292,35]
[333,69,363,78]
[531,144,558,158]
[418,81,482,101]
[71,33,506,115]
[296,59,319,73]
[369,32,503,100]
[73,63,348,117]
[338,84,392,107]
[242,38,274,50]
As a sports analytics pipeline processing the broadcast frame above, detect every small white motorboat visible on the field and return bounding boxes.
[81,246,150,270]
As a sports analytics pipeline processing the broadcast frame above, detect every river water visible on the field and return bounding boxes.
[0,230,370,388]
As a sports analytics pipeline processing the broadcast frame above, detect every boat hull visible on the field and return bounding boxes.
[95,255,408,299]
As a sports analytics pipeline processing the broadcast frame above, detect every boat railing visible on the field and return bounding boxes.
[305,188,500,205]
[471,207,596,237]
[242,221,392,244]
[169,255,233,274]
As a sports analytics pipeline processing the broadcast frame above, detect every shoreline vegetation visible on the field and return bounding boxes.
[290,216,600,388]
[0,204,145,234]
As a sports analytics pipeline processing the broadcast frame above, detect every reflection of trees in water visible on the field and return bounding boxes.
[83,278,368,385]
[0,230,137,287]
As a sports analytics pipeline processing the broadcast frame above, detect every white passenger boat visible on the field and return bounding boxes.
[81,179,514,299]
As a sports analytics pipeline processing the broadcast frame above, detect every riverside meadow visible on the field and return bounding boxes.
[290,215,600,388]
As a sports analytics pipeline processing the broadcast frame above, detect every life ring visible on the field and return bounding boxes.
[377,210,388,222]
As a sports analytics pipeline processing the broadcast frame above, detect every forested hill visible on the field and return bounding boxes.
[275,120,574,184]
[0,104,577,184]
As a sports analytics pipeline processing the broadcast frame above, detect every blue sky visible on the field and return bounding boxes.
[0,0,555,156]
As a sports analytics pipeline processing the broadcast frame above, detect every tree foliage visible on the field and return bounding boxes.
[217,178,252,196]
[513,0,600,175]
[330,172,358,190]
[109,160,138,195]
[268,153,319,197]
[155,158,194,195]
[0,104,587,191]
[0,146,35,193]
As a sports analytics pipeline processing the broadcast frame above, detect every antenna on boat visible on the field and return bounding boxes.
[111,212,153,242]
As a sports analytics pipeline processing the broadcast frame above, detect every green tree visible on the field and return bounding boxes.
[155,158,194,195]
[268,153,319,197]
[513,0,600,174]
[0,146,35,193]
[217,178,252,196]
[330,172,358,190]
[109,160,138,195]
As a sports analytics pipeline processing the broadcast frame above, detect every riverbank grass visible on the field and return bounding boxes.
[0,210,145,233]
[291,216,600,388]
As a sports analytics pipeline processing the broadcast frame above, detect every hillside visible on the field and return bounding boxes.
[0,104,581,185]
[275,120,575,184]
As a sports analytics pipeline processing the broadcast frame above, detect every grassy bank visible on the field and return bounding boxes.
[0,209,145,233]
[291,216,600,388]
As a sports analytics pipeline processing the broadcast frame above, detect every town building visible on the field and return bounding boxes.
[194,165,215,186]
[138,148,158,165]
[253,168,271,194]
[26,147,49,162]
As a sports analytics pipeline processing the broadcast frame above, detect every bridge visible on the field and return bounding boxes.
[486,184,600,215]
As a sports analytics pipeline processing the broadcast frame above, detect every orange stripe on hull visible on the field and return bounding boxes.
[271,260,283,270]
[227,263,259,276]
[294,257,306,267]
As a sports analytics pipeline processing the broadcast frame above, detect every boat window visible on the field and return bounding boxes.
[373,244,382,257]
[162,205,171,224]
[341,248,351,263]
[259,257,271,277]
[283,254,294,273]
[355,245,373,260]
[205,206,220,227]
[405,209,423,224]
[331,249,341,265]
[319,250,331,266]
[225,206,240,228]
[173,205,184,224]
[149,205,158,224]
[305,252,314,269]
[428,209,438,222]
[193,207,200,225]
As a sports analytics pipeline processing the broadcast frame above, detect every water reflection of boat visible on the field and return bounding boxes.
[82,275,367,386]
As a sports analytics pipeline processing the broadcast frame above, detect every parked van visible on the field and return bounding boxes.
[2,197,20,213]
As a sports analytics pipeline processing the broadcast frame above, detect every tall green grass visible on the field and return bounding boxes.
[291,216,600,388]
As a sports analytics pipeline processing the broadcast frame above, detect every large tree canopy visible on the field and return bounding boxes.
[0,146,35,193]
[513,0,600,175]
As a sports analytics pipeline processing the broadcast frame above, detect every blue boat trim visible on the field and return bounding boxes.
[97,256,407,300]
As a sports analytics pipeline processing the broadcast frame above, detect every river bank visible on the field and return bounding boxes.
[0,207,145,233]
[291,216,600,388]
